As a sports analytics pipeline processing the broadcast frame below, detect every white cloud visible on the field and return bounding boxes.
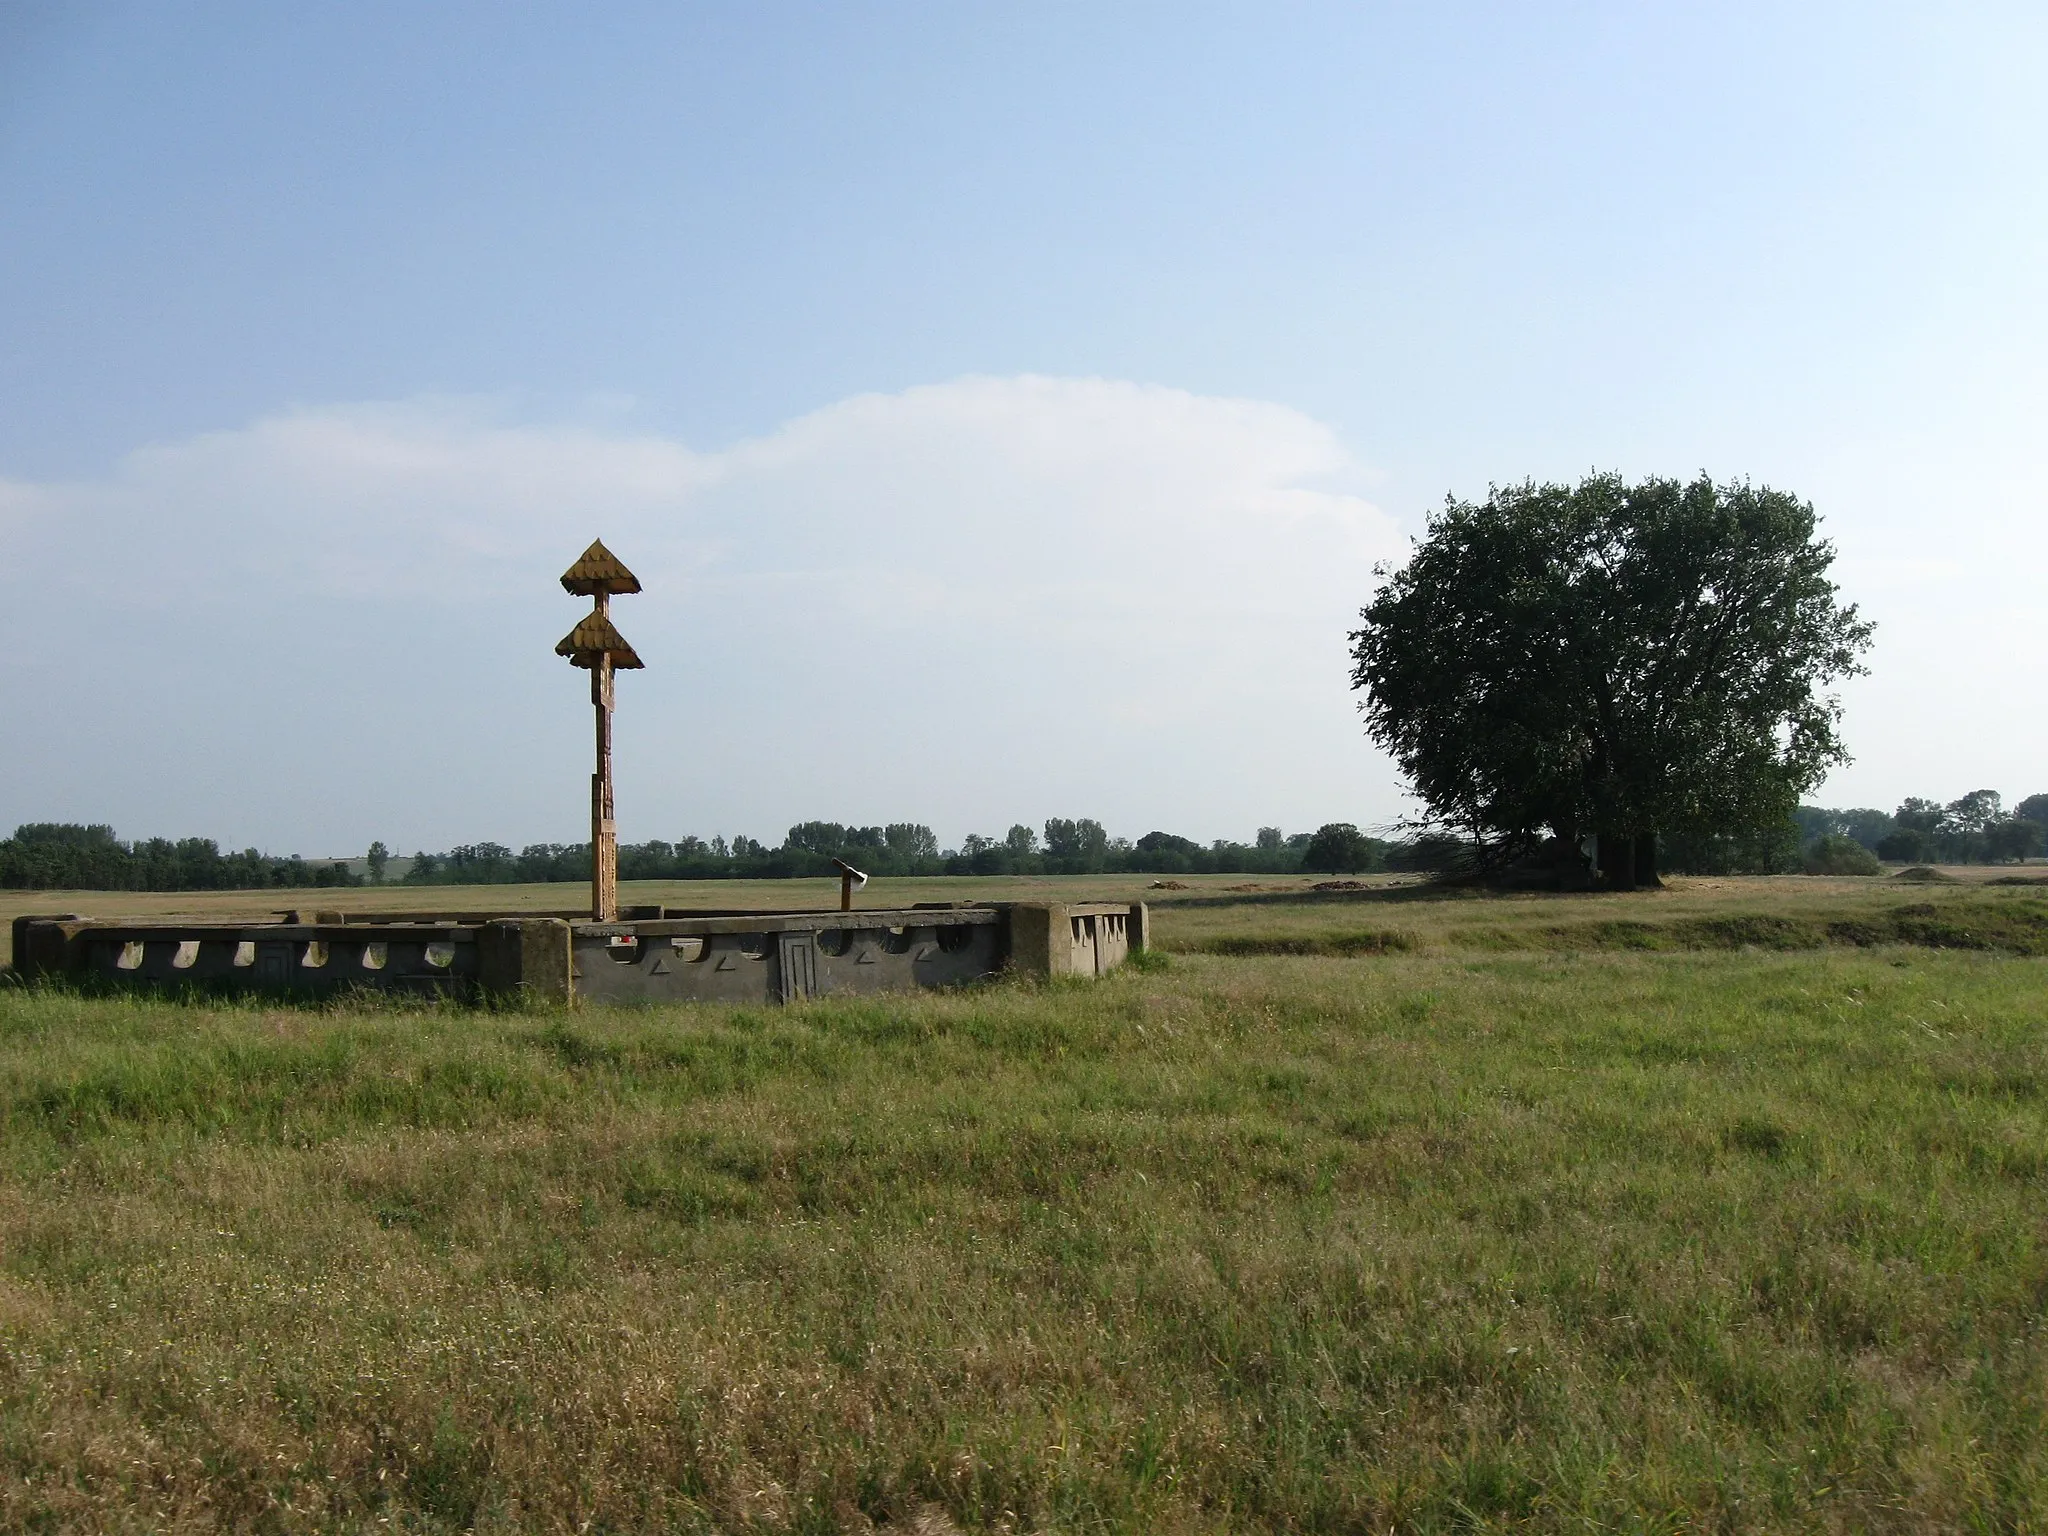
[0,377,1410,850]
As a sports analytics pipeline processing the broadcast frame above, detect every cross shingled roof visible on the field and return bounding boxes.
[559,539,643,595]
[555,609,645,669]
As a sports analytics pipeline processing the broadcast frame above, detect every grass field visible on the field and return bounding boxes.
[2,872,2046,1531]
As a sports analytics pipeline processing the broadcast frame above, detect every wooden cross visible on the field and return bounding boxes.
[556,540,643,921]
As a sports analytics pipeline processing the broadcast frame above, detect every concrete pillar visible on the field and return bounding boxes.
[477,918,575,1004]
[1005,903,1073,979]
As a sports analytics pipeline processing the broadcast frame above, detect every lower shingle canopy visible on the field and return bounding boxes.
[555,607,644,668]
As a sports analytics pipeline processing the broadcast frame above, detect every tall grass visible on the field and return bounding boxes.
[1158,876,2048,959]
[2,936,2045,1530]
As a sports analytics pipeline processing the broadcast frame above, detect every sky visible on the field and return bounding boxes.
[2,1,2044,856]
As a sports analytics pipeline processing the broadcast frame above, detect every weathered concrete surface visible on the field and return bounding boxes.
[569,910,1007,1006]
[478,918,574,1004]
[1003,902,1142,979]
[12,917,484,998]
[9,901,1148,1006]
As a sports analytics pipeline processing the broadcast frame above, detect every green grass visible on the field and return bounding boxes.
[1154,873,2048,959]
[2,885,2047,1530]
[1177,897,2048,959]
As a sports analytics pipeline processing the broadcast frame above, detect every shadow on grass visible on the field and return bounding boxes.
[1149,879,1552,914]
[1177,897,2048,958]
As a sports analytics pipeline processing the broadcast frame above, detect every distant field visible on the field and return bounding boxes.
[6,866,2043,966]
[1155,870,2048,958]
[3,873,2046,1531]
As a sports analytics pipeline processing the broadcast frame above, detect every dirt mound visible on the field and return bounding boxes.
[1311,879,1370,891]
[1147,879,1190,890]
[1892,866,1959,884]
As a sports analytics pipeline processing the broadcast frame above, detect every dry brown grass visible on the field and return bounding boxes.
[1154,870,2048,957]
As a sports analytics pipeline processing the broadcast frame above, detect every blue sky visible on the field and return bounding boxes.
[2,3,2044,854]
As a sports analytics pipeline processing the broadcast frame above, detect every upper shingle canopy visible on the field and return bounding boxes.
[555,609,645,669]
[559,539,642,596]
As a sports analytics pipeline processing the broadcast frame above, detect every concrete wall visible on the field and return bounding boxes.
[1001,902,1146,979]
[10,900,1148,1006]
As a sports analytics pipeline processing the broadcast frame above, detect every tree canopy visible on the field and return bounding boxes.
[1300,823,1378,874]
[1348,473,1872,883]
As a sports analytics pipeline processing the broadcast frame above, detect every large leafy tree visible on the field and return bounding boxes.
[1300,822,1380,874]
[1348,473,1872,885]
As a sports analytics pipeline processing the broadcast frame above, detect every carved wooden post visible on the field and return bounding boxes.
[592,646,616,922]
[557,541,643,922]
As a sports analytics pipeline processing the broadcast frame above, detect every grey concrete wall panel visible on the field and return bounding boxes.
[17,921,483,998]
[777,931,817,1003]
[477,919,574,1004]
[1002,902,1143,979]
[10,901,1144,1006]
[564,911,1009,1005]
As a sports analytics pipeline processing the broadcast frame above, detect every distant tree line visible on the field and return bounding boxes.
[0,818,1411,892]
[1652,790,2046,877]
[0,824,360,892]
[399,820,1411,885]
[19,794,2025,895]
[1794,791,2047,867]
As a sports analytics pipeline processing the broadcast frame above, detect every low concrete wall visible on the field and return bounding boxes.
[11,915,487,998]
[1002,902,1144,979]
[9,901,1148,1006]
[567,908,1008,1006]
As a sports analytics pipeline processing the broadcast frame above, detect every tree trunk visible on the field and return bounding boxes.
[1597,834,1636,890]
[1633,830,1661,888]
